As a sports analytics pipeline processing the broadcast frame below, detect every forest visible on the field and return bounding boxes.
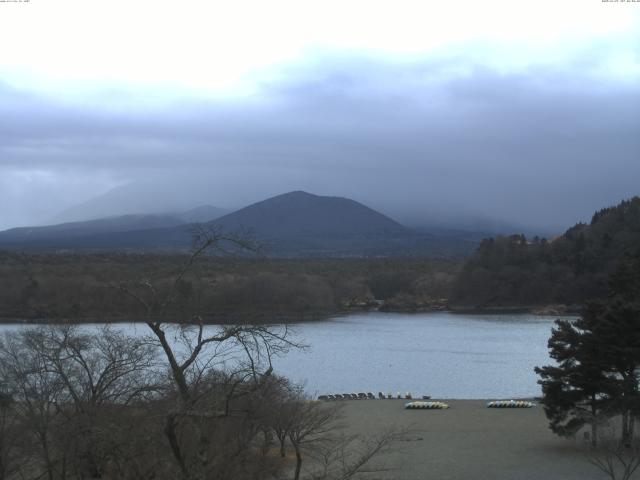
[2,197,639,323]
[0,253,458,323]
[451,197,640,310]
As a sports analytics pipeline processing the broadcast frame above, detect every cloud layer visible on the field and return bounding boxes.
[1,48,639,232]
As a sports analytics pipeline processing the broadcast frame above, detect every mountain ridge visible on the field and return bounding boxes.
[0,191,479,256]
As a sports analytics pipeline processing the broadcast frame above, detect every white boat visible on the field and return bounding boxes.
[405,401,449,409]
[486,400,535,408]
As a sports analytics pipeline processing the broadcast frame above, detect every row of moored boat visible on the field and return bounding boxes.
[404,399,536,410]
[318,392,430,401]
[486,400,535,408]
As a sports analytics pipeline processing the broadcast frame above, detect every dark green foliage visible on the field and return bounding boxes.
[535,253,640,445]
[452,197,640,308]
[535,312,614,444]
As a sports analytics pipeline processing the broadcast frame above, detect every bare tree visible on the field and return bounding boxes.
[588,425,640,480]
[32,326,160,411]
[0,330,67,480]
[0,389,21,480]
[114,226,302,480]
[270,385,299,459]
[280,392,404,480]
[36,325,161,479]
[287,400,343,480]
[309,429,404,480]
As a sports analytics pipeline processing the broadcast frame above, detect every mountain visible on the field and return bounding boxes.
[0,191,481,256]
[0,214,185,246]
[451,196,640,309]
[203,191,429,256]
[0,202,230,249]
[212,191,410,238]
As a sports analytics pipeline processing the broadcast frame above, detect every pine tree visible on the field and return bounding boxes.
[591,255,640,445]
[535,313,613,446]
[536,253,640,446]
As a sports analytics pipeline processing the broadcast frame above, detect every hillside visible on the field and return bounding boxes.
[0,191,481,257]
[213,191,409,238]
[451,196,640,309]
[0,214,184,244]
[0,205,228,250]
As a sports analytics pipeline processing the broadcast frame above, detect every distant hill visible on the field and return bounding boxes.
[213,191,409,238]
[0,191,482,256]
[0,214,184,245]
[451,196,640,309]
[206,191,434,256]
[0,205,228,250]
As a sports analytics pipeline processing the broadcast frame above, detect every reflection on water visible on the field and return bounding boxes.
[0,312,565,399]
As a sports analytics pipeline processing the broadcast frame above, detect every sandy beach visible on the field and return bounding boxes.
[338,399,604,480]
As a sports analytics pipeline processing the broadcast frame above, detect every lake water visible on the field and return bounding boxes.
[0,312,561,399]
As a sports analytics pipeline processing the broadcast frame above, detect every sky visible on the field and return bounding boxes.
[1,0,639,232]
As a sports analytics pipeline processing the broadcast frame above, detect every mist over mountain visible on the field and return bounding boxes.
[404,213,551,238]
[176,205,229,224]
[0,205,225,248]
[0,191,479,256]
[46,177,554,238]
[51,180,230,223]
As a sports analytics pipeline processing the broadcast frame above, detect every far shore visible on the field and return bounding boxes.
[0,305,580,325]
[336,399,602,480]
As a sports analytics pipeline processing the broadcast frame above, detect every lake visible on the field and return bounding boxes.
[0,312,561,399]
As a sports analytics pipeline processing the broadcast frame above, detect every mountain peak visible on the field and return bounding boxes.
[270,190,323,201]
[212,191,409,239]
[280,190,316,197]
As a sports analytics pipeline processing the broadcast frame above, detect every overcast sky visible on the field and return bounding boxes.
[1,0,639,232]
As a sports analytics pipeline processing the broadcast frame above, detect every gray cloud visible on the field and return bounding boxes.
[1,53,639,232]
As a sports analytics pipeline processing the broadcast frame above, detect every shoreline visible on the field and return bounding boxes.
[0,305,580,325]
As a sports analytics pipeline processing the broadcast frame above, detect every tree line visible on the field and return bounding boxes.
[452,197,640,309]
[0,252,458,323]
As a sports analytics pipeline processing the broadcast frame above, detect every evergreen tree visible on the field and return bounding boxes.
[536,253,640,446]
[535,313,613,446]
[453,196,640,308]
[591,255,640,445]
